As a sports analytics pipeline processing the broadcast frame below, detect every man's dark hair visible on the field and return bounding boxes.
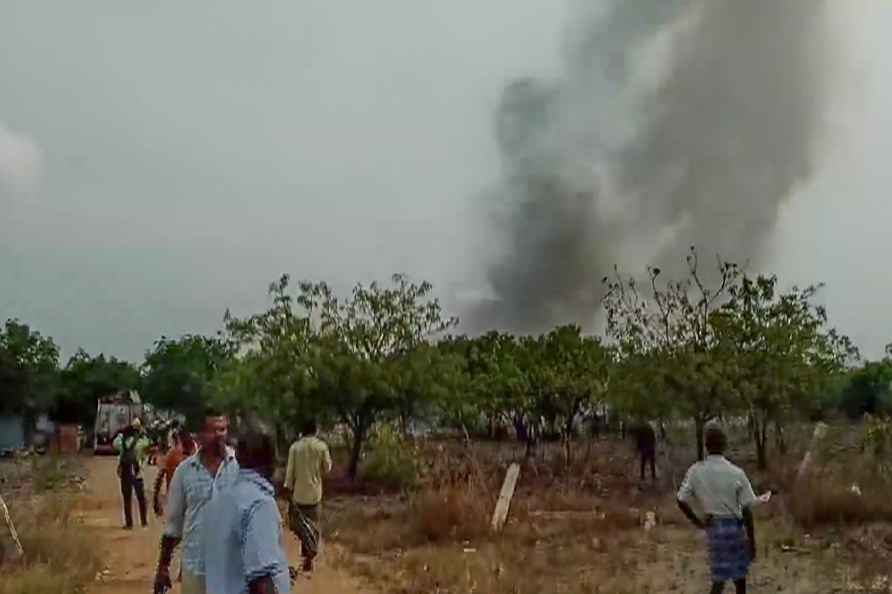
[178,429,196,453]
[704,423,727,454]
[204,405,226,420]
[236,414,276,479]
[302,418,318,436]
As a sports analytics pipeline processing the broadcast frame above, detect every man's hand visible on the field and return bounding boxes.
[153,567,172,594]
[153,496,164,518]
[248,575,277,594]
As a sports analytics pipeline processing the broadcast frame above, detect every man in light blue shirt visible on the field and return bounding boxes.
[204,419,290,594]
[154,411,239,594]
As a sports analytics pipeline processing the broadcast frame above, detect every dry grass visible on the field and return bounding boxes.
[412,485,493,543]
[328,425,892,594]
[0,458,100,594]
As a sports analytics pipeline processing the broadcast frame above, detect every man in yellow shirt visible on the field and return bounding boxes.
[283,419,332,574]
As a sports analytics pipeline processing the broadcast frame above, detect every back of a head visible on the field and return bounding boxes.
[302,418,318,437]
[178,428,196,454]
[704,422,727,455]
[236,414,276,478]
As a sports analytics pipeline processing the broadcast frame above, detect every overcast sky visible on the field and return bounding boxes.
[1,1,889,362]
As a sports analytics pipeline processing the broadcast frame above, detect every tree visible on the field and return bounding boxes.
[56,349,140,425]
[390,343,464,437]
[838,360,892,420]
[524,325,612,464]
[220,275,319,447]
[0,319,60,417]
[141,334,234,427]
[716,275,857,468]
[299,274,458,478]
[463,332,532,445]
[602,250,740,459]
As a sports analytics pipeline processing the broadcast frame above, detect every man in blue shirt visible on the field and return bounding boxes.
[203,418,290,594]
[154,411,239,594]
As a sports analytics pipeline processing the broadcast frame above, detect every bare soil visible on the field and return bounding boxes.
[78,456,371,594]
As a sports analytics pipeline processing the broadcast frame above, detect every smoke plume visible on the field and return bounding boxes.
[478,0,831,333]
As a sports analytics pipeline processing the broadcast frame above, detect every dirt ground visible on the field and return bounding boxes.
[77,456,371,594]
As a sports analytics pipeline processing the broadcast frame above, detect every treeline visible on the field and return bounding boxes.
[2,251,890,476]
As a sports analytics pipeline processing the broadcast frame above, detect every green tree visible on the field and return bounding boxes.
[602,250,741,459]
[141,334,234,427]
[716,275,857,468]
[56,349,140,425]
[0,319,61,416]
[524,325,612,463]
[300,274,457,478]
[838,360,892,420]
[460,332,530,445]
[220,275,319,446]
[390,342,464,437]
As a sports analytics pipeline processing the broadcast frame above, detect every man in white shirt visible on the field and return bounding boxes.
[283,419,332,574]
[677,423,757,594]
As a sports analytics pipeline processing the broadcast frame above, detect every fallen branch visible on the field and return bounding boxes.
[0,493,24,559]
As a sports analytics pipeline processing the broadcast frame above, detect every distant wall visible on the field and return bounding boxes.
[0,415,25,451]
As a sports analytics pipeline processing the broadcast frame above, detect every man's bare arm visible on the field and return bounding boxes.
[153,535,181,594]
[677,500,708,530]
[152,468,166,516]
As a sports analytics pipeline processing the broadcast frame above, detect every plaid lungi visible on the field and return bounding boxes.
[289,503,321,560]
[706,518,751,582]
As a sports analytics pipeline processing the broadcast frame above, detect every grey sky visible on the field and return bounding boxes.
[0,1,889,362]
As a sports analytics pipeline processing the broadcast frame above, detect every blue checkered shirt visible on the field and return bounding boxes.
[203,469,291,594]
[163,449,239,576]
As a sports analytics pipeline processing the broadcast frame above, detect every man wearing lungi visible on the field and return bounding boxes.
[283,419,332,574]
[677,423,757,594]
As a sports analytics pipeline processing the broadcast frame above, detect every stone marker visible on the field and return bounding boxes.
[491,463,521,532]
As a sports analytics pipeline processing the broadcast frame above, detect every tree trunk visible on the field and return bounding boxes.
[695,416,705,461]
[347,425,366,480]
[753,416,769,470]
[513,416,528,445]
[775,421,787,455]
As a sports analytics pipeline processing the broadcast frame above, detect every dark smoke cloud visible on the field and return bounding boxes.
[474,0,831,334]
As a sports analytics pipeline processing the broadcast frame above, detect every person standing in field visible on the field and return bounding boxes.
[113,418,151,529]
[630,420,657,482]
[203,420,291,594]
[153,428,196,517]
[153,411,239,594]
[677,424,758,594]
[284,419,332,574]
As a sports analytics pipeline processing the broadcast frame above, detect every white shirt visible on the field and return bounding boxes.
[677,455,757,519]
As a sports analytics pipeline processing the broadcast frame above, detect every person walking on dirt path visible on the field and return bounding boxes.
[154,411,239,594]
[283,418,332,574]
[204,419,291,594]
[630,420,657,482]
[113,418,151,529]
[153,428,196,518]
[677,423,758,594]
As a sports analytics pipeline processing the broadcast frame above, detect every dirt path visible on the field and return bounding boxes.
[78,456,370,594]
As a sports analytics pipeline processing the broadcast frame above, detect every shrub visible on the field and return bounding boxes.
[789,478,892,529]
[412,485,491,543]
[30,456,68,494]
[360,425,420,492]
